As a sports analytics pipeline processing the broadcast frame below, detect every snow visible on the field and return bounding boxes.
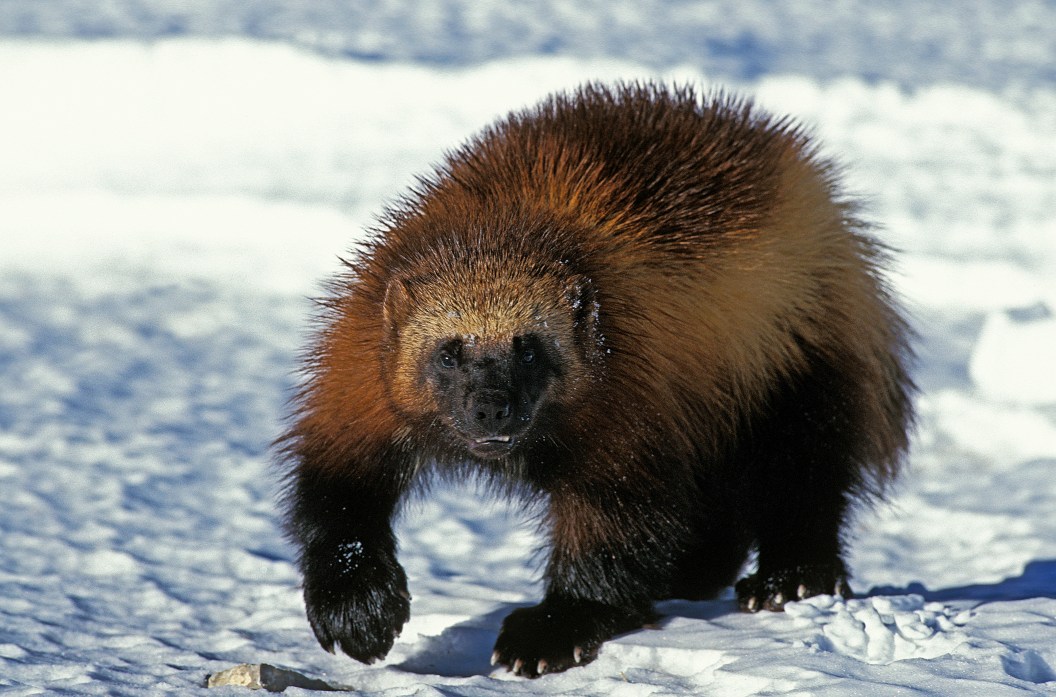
[970,306,1056,404]
[3,1,1053,91]
[1,4,1055,695]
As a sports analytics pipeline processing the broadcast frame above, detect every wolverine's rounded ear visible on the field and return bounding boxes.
[383,276,415,332]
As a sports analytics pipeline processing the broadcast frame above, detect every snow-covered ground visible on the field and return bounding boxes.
[3,0,1054,91]
[1,8,1055,696]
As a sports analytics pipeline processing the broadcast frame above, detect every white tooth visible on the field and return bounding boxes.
[774,592,785,606]
[537,659,548,674]
[747,596,758,612]
[513,659,524,674]
[573,646,583,664]
[797,584,808,599]
[491,650,500,666]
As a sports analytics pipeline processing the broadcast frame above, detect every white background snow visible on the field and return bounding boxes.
[1,2,1055,695]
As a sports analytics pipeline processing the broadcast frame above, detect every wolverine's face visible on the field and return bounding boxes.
[382,262,599,460]
[422,332,560,458]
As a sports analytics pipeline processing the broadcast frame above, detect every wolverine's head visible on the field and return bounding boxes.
[381,256,599,460]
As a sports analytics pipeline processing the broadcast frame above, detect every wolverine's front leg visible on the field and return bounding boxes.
[286,457,413,664]
[492,485,681,677]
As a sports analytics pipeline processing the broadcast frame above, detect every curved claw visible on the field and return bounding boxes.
[736,565,853,613]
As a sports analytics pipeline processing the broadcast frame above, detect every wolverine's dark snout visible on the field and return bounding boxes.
[467,389,514,434]
[457,352,544,458]
[463,386,522,458]
[427,338,549,459]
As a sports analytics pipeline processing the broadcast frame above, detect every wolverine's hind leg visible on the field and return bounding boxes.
[735,347,876,612]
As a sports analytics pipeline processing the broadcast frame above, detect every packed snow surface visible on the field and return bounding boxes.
[1,22,1055,697]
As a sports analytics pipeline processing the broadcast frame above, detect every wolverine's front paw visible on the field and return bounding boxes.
[736,563,851,612]
[305,580,411,663]
[492,598,655,678]
[302,546,411,663]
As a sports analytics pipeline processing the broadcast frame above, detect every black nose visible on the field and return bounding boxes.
[467,390,513,433]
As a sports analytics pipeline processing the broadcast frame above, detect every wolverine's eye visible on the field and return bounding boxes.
[438,351,457,369]
[521,349,536,365]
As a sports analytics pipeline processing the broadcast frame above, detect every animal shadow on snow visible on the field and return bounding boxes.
[396,605,510,677]
[396,559,1056,678]
[396,599,733,677]
[869,558,1056,604]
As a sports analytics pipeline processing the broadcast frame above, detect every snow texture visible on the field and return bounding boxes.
[1,0,1054,92]
[1,2,1055,695]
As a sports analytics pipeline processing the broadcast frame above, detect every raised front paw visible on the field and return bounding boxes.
[736,563,852,612]
[302,545,411,663]
[491,598,655,678]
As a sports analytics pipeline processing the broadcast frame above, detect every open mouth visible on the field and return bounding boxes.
[473,435,512,445]
[466,434,516,458]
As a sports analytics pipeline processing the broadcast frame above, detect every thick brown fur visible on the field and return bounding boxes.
[278,82,914,678]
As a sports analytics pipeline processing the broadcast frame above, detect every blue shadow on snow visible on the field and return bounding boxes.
[868,558,1056,604]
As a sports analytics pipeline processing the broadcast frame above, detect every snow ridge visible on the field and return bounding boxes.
[785,595,971,664]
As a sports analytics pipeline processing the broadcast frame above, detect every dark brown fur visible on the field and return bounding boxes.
[279,82,914,677]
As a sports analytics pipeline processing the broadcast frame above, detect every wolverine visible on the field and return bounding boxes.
[278,82,914,678]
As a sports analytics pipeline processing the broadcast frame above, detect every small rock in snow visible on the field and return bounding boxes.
[206,663,342,692]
